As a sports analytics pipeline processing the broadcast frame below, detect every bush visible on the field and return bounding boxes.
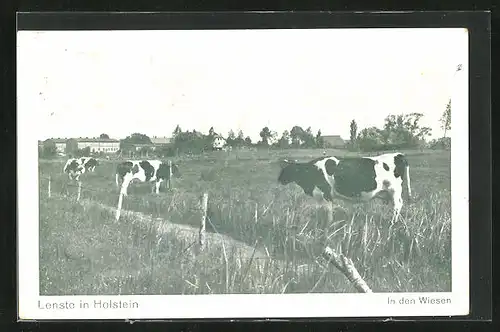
[429,137,451,150]
[39,141,57,158]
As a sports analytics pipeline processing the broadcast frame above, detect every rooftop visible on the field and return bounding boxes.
[150,136,172,145]
[322,135,345,146]
[72,137,120,143]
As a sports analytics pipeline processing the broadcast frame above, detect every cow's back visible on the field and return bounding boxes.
[329,157,379,199]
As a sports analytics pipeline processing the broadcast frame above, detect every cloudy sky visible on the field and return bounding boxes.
[17,28,468,142]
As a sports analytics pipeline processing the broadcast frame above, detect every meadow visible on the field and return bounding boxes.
[38,148,452,295]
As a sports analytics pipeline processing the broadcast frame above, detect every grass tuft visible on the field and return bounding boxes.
[39,148,451,294]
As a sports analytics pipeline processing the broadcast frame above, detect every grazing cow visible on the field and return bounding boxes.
[115,160,180,196]
[277,152,412,224]
[63,157,99,181]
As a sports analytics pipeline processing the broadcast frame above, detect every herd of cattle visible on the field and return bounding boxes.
[62,152,412,223]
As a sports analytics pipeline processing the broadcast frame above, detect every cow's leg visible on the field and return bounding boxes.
[154,179,163,194]
[390,188,403,225]
[317,183,340,222]
[120,173,133,197]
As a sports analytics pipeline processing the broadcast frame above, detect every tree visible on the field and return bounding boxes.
[99,133,110,139]
[208,127,215,137]
[81,146,91,157]
[234,130,245,147]
[41,140,57,158]
[269,130,279,146]
[356,127,385,151]
[348,120,358,151]
[173,125,182,138]
[227,130,236,147]
[290,126,304,148]
[172,129,211,154]
[440,99,451,138]
[302,127,316,148]
[65,138,78,155]
[120,133,152,152]
[277,130,291,148]
[382,113,432,148]
[259,127,272,146]
[244,136,252,146]
[350,120,358,143]
[316,130,324,148]
[126,133,152,144]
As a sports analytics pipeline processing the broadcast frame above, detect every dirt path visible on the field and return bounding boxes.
[77,196,271,260]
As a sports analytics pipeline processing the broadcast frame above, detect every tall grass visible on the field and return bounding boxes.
[39,149,451,294]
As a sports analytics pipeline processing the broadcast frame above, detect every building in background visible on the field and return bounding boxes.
[66,137,120,154]
[212,134,226,150]
[150,136,172,151]
[47,138,69,153]
[322,135,346,148]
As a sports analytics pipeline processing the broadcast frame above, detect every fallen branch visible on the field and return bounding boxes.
[322,246,372,293]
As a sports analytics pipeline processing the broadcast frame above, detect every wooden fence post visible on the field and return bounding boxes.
[199,193,209,251]
[48,176,51,198]
[168,160,172,189]
[77,181,82,201]
[323,246,372,293]
[254,203,258,224]
[115,192,124,222]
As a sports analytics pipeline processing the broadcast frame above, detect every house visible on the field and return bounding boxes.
[69,137,121,154]
[212,134,226,150]
[45,138,69,153]
[150,136,172,150]
[322,135,346,148]
[131,143,154,152]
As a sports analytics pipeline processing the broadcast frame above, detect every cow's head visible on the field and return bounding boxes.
[278,159,299,185]
[171,163,181,178]
[65,159,79,172]
[158,161,181,178]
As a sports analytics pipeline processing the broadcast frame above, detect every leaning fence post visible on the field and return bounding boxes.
[77,181,82,201]
[115,192,124,222]
[322,246,372,293]
[48,176,51,198]
[199,193,209,251]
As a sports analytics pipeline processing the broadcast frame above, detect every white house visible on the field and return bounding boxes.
[212,134,226,150]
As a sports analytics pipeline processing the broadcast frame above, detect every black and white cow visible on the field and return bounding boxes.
[277,152,412,223]
[63,157,99,181]
[115,160,180,196]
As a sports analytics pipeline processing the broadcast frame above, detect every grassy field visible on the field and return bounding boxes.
[38,148,451,295]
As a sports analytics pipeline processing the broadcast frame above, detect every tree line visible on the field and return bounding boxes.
[39,100,451,158]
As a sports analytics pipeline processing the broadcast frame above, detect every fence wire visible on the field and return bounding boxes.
[39,173,328,264]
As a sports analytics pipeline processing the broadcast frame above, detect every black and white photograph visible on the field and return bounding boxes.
[18,19,471,320]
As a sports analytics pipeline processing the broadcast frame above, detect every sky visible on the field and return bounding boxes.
[17,28,468,142]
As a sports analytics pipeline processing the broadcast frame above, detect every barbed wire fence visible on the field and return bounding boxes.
[40,168,372,293]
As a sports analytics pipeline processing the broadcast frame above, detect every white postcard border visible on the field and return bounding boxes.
[18,28,470,320]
